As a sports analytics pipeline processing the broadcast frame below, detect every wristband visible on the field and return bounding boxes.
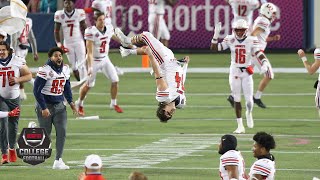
[211,38,218,44]
[155,76,163,80]
[301,56,307,62]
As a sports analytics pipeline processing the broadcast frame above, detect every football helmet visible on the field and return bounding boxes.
[260,3,277,21]
[232,19,249,40]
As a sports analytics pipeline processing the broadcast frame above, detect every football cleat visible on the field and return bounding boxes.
[75,100,85,116]
[119,46,131,58]
[52,158,70,170]
[114,28,131,47]
[253,97,267,108]
[110,104,123,113]
[1,154,8,164]
[9,149,17,162]
[233,126,245,134]
[246,111,254,128]
[227,95,235,108]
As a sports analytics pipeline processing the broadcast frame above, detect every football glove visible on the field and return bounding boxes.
[8,107,20,117]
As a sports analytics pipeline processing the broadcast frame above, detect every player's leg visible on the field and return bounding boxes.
[6,98,20,162]
[148,14,161,40]
[230,70,245,134]
[15,47,29,100]
[76,61,100,116]
[252,57,274,108]
[51,102,69,169]
[315,84,320,117]
[159,15,170,47]
[101,60,123,113]
[0,101,9,164]
[242,75,254,128]
[76,42,87,81]
[65,43,80,81]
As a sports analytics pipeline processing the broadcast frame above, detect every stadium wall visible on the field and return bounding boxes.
[30,0,308,52]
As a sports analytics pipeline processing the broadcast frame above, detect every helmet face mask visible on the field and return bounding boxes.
[260,3,278,22]
[232,19,249,40]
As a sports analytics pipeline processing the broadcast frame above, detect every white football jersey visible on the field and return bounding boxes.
[36,64,71,96]
[17,17,32,46]
[314,48,320,80]
[249,158,275,180]
[252,16,271,50]
[91,0,112,25]
[219,150,246,180]
[155,46,186,108]
[220,35,260,67]
[229,0,260,26]
[84,24,114,58]
[0,56,25,99]
[54,9,86,44]
[148,0,165,14]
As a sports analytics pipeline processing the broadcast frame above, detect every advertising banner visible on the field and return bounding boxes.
[75,0,304,49]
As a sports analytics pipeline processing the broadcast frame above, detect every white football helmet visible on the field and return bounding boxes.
[232,19,249,40]
[260,3,277,21]
[0,29,7,41]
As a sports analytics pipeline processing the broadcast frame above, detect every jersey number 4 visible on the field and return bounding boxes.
[51,79,65,94]
[175,72,185,90]
[0,71,15,87]
[235,48,246,64]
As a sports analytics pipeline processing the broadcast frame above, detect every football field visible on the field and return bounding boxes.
[2,52,320,179]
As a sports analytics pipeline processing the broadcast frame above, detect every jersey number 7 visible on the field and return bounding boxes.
[0,70,15,87]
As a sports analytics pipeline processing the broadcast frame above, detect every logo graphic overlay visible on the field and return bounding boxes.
[17,128,52,165]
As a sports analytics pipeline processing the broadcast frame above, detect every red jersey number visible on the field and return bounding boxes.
[235,48,246,64]
[100,40,107,53]
[51,79,65,94]
[148,0,157,4]
[0,70,15,87]
[175,72,185,90]
[67,24,74,37]
[238,5,247,16]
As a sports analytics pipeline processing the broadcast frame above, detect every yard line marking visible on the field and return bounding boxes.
[21,104,317,109]
[68,136,217,168]
[19,117,320,122]
[61,149,320,154]
[1,165,320,172]
[25,92,315,96]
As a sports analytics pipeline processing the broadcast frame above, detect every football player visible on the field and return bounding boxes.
[0,41,32,164]
[218,134,247,180]
[210,19,271,133]
[249,132,276,180]
[226,0,260,28]
[75,12,124,115]
[34,47,78,169]
[54,0,87,81]
[297,48,320,117]
[11,17,38,100]
[116,28,189,123]
[148,0,178,47]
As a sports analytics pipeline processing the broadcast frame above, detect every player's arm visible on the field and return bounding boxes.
[165,0,178,6]
[28,29,39,61]
[80,20,87,37]
[250,174,265,180]
[54,22,62,47]
[297,49,320,75]
[225,165,239,179]
[251,26,264,36]
[266,35,280,42]
[16,65,32,83]
[10,33,18,49]
[210,22,229,52]
[254,49,271,74]
[145,47,168,91]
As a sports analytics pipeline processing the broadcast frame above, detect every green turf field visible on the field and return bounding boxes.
[1,52,320,179]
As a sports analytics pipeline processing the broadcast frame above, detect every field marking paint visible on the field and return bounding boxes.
[1,165,320,172]
[68,136,217,168]
[25,92,315,96]
[20,117,320,122]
